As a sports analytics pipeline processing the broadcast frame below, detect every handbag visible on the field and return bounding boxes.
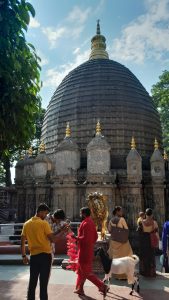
[160,254,169,273]
[110,218,129,243]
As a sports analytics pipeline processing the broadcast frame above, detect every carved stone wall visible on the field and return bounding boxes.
[87,150,110,174]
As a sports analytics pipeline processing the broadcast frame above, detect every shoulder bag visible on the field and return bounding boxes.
[110,217,129,243]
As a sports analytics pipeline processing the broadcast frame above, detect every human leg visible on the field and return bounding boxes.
[27,255,40,300]
[75,263,108,297]
[86,272,109,297]
[80,263,107,294]
[74,265,86,295]
[39,253,52,300]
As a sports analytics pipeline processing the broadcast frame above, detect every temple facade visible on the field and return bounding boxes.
[15,22,169,231]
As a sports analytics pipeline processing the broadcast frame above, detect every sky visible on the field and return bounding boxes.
[26,0,169,109]
[11,0,169,182]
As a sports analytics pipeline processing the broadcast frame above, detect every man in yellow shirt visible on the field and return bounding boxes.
[21,203,55,300]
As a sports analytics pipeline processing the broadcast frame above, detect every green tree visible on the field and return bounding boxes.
[151,70,169,152]
[0,0,42,185]
[32,107,46,154]
[0,162,5,186]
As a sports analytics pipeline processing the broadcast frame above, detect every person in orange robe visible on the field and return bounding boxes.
[74,207,108,297]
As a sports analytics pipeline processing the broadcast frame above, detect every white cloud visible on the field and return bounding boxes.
[29,17,40,28]
[43,49,90,88]
[66,6,91,24]
[73,48,80,55]
[94,0,106,15]
[110,0,169,64]
[36,50,49,67]
[42,5,91,48]
[42,26,67,48]
[71,25,85,39]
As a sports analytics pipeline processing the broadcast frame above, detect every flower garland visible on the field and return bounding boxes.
[66,232,78,272]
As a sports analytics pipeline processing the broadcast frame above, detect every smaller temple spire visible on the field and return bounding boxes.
[131,136,136,150]
[28,146,33,157]
[39,141,46,153]
[164,149,168,160]
[96,19,100,34]
[65,122,71,138]
[96,120,101,136]
[154,138,159,150]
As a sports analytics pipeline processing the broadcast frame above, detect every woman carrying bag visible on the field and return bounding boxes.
[107,206,133,279]
[137,208,159,277]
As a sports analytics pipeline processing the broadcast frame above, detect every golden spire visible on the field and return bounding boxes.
[154,138,159,150]
[39,141,46,153]
[131,136,136,150]
[164,150,168,160]
[65,122,71,138]
[96,120,101,136]
[96,19,100,34]
[28,146,33,157]
[89,20,109,60]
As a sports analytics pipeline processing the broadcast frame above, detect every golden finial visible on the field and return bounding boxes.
[39,141,46,153]
[96,19,100,34]
[154,138,159,150]
[28,146,33,157]
[89,20,109,60]
[96,120,101,136]
[65,122,71,138]
[131,136,136,150]
[164,150,168,160]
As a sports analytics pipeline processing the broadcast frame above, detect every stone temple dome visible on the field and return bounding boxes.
[41,21,162,169]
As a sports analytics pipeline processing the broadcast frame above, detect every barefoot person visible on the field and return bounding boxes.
[74,207,108,297]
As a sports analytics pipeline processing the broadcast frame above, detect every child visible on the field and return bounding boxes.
[137,211,145,225]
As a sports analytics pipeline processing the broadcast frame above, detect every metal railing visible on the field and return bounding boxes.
[0,222,81,245]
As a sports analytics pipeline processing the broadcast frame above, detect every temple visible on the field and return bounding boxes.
[14,21,169,232]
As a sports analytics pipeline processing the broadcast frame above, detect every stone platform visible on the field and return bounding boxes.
[0,280,165,300]
[0,263,169,300]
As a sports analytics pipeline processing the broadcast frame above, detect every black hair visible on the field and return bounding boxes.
[112,206,122,216]
[53,209,65,220]
[36,203,50,213]
[81,207,91,216]
[145,208,153,216]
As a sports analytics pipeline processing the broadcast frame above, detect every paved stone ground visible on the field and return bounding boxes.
[0,264,169,300]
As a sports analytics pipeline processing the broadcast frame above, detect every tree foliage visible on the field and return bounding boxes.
[0,0,42,185]
[0,0,41,158]
[151,70,169,152]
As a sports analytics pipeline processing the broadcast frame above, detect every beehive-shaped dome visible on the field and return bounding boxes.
[41,22,162,169]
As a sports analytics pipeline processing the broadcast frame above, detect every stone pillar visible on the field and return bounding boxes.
[87,121,111,175]
[54,123,80,176]
[125,137,143,227]
[150,140,165,228]
[126,137,142,183]
[52,183,79,220]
